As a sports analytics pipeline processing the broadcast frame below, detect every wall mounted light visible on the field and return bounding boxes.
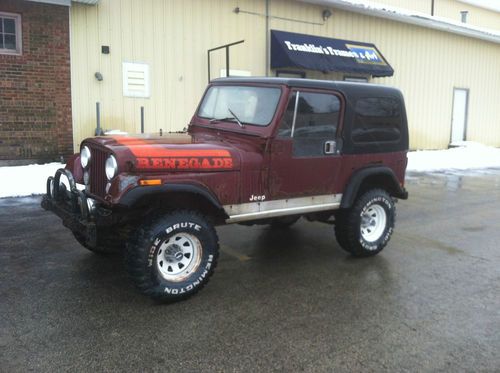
[322,9,332,21]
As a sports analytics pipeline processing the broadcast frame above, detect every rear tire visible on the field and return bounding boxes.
[335,189,395,257]
[125,210,219,302]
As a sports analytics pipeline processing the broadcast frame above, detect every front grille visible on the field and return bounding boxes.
[89,146,109,198]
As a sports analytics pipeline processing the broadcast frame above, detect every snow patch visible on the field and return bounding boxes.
[0,162,65,198]
[407,142,500,172]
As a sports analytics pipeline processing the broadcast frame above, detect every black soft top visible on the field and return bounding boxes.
[212,77,403,99]
[212,77,409,154]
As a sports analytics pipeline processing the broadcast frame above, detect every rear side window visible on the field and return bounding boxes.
[352,97,401,143]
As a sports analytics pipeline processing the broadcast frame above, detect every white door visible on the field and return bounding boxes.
[451,89,468,144]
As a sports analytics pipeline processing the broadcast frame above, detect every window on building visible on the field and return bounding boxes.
[0,12,21,55]
[460,11,468,23]
[352,97,402,143]
[344,76,369,83]
[278,91,341,157]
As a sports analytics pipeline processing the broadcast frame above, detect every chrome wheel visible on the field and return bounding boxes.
[360,204,387,244]
[156,233,202,282]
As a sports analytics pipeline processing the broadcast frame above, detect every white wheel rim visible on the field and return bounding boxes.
[156,233,202,282]
[360,204,387,243]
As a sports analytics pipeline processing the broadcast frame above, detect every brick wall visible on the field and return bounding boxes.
[0,0,72,163]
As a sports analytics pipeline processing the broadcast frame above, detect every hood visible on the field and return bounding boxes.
[85,133,241,172]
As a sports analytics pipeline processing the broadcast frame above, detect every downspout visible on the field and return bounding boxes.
[265,0,270,76]
[431,0,435,16]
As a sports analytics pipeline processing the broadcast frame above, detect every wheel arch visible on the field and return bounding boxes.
[340,167,408,209]
[118,184,229,224]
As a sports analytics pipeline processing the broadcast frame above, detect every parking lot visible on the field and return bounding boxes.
[1,171,499,372]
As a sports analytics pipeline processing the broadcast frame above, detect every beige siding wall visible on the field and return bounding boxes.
[70,0,500,150]
[436,0,500,30]
[369,0,500,31]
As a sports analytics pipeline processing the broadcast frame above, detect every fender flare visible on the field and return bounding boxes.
[118,183,226,214]
[340,166,408,209]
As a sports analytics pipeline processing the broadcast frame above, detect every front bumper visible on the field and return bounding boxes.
[41,168,112,247]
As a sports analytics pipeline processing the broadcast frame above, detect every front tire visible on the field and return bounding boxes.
[335,189,395,257]
[125,210,219,302]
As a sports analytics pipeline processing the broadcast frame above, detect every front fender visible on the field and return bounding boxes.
[65,153,84,184]
[118,183,225,212]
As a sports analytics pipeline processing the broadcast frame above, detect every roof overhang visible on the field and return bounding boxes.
[25,0,98,6]
[298,0,500,45]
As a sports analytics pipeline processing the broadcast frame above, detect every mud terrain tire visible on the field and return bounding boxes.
[125,210,219,302]
[335,189,395,257]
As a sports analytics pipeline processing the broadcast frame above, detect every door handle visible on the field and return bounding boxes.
[324,141,336,155]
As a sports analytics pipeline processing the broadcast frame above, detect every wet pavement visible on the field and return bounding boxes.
[0,171,499,372]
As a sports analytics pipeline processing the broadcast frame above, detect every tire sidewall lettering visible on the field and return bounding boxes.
[145,219,214,295]
[358,196,394,251]
[163,254,213,294]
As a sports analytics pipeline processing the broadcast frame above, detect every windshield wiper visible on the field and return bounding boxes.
[210,117,235,123]
[209,108,245,128]
[227,108,245,128]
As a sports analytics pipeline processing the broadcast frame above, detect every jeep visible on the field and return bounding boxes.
[42,77,409,302]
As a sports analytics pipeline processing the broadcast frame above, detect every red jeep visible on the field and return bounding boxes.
[42,77,408,302]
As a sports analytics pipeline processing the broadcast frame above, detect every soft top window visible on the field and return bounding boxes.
[352,97,402,143]
[198,85,281,126]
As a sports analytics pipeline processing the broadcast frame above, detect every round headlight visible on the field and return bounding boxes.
[105,155,118,180]
[80,146,91,169]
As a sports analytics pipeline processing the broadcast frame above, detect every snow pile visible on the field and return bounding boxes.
[0,162,64,198]
[407,142,500,172]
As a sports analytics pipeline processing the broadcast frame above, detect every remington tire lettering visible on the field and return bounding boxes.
[335,189,396,257]
[126,210,219,302]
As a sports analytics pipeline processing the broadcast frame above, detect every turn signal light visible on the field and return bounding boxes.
[139,179,162,186]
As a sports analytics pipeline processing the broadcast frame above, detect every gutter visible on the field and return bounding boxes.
[26,0,98,5]
[298,0,500,45]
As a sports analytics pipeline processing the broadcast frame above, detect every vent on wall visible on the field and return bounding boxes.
[122,62,150,98]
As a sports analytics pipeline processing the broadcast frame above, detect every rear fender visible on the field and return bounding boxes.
[340,167,408,209]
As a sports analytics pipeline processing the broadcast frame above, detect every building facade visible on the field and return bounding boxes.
[0,0,73,164]
[69,0,500,151]
[1,0,500,163]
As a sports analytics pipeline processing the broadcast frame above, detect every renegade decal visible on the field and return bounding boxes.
[136,157,233,170]
[112,136,234,170]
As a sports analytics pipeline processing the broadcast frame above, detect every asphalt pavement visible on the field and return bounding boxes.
[0,171,499,372]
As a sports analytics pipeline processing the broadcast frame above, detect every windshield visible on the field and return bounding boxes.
[198,85,281,126]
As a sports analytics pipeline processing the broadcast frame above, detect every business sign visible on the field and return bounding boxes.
[271,30,394,77]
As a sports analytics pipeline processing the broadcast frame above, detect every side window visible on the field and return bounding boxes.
[352,97,402,143]
[0,13,22,55]
[278,91,340,157]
